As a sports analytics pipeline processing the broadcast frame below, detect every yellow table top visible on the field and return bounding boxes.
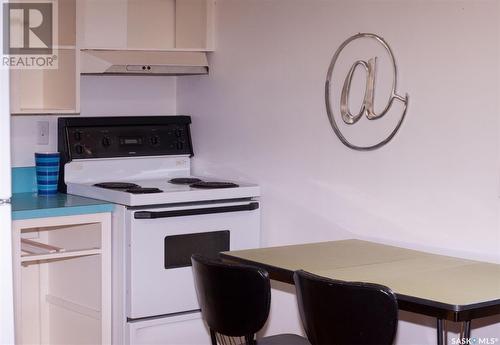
[222,239,500,316]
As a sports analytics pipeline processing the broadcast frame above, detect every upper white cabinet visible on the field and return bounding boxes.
[11,0,214,115]
[78,0,215,51]
[175,0,215,50]
[10,0,80,115]
[10,49,79,114]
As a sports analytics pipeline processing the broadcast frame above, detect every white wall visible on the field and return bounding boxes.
[177,0,500,343]
[11,76,177,167]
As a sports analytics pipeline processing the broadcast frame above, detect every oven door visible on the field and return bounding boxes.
[125,200,260,320]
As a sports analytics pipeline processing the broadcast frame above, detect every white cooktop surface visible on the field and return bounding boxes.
[64,156,260,206]
[67,176,260,207]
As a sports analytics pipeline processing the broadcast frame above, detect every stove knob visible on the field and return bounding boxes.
[75,144,84,155]
[102,136,111,147]
[74,131,82,141]
[150,135,160,146]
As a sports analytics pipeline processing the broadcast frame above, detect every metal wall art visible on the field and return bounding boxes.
[325,33,409,151]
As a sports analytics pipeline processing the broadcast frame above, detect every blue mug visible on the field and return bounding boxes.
[35,153,60,196]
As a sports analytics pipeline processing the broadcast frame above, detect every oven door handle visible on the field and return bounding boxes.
[134,202,259,219]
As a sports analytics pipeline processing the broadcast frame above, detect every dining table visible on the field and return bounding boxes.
[220,239,500,345]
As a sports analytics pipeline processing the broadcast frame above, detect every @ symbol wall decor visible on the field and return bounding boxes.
[325,33,410,151]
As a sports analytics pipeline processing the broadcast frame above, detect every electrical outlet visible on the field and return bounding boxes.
[37,121,49,145]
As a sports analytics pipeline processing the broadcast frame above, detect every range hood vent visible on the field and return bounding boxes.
[81,50,209,76]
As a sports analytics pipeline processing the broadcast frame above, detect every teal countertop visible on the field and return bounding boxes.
[11,193,114,220]
[11,167,114,220]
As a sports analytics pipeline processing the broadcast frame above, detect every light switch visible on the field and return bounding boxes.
[37,121,49,145]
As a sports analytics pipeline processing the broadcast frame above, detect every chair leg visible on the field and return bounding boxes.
[210,329,217,345]
[245,334,256,345]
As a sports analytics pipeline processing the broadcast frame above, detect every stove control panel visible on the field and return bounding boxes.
[60,117,193,159]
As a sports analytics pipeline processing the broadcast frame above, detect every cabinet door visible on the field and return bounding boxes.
[127,0,175,50]
[10,0,79,115]
[58,0,77,47]
[77,0,128,49]
[10,49,79,114]
[175,0,215,50]
[79,0,214,51]
[79,0,175,50]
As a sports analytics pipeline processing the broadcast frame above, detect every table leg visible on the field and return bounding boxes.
[437,319,444,345]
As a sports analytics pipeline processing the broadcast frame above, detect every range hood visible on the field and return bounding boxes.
[80,50,209,76]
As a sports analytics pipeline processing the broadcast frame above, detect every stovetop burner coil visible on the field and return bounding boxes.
[169,178,203,185]
[94,182,140,189]
[189,181,239,189]
[126,187,163,194]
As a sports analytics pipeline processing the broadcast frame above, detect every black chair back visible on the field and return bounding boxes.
[191,254,271,344]
[294,270,398,345]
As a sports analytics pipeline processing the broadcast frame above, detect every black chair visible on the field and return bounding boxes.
[293,270,398,345]
[191,254,310,345]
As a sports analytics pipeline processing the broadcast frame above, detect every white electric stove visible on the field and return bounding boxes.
[58,116,261,345]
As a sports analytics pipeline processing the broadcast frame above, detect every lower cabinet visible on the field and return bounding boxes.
[12,213,111,345]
